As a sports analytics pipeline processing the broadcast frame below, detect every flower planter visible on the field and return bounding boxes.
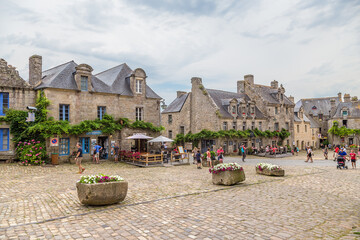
[212,169,245,186]
[256,168,285,177]
[76,181,128,206]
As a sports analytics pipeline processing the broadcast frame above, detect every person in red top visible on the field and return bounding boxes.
[349,149,357,169]
[334,146,340,161]
[217,147,224,163]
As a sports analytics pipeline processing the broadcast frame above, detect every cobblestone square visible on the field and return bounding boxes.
[1,152,360,239]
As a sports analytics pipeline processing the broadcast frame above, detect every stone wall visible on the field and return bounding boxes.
[328,118,360,146]
[293,121,318,150]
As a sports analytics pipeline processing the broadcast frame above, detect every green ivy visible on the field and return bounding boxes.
[174,128,291,146]
[328,120,360,137]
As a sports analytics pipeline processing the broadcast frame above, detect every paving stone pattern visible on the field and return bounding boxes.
[1,157,359,239]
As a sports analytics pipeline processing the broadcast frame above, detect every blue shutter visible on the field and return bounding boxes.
[0,94,3,116]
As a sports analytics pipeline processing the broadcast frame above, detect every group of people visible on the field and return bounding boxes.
[74,142,110,174]
[332,145,358,169]
[192,146,226,169]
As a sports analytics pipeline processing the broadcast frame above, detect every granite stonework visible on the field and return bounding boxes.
[212,169,246,186]
[255,168,285,177]
[76,181,128,206]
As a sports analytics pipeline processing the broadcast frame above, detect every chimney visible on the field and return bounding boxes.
[191,77,202,86]
[271,80,278,89]
[330,99,336,111]
[177,91,187,98]
[237,80,245,94]
[29,55,42,86]
[351,96,358,102]
[343,93,351,103]
[338,92,342,102]
[244,74,254,86]
[288,95,294,103]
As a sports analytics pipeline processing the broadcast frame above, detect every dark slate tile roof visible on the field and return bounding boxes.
[162,93,189,113]
[35,61,161,99]
[254,85,294,105]
[294,113,302,122]
[306,115,321,128]
[332,102,360,118]
[301,97,339,117]
[207,89,266,119]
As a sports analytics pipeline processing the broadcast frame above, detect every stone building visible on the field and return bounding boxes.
[29,55,162,162]
[162,75,294,153]
[0,58,36,161]
[328,94,360,146]
[294,101,320,150]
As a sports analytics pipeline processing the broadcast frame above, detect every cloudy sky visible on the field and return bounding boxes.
[1,0,359,104]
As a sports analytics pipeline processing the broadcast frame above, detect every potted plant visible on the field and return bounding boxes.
[255,163,285,176]
[76,174,128,206]
[209,163,245,186]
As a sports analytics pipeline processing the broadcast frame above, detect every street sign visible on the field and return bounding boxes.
[50,138,58,147]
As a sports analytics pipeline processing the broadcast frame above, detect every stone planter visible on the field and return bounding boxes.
[212,169,245,186]
[256,168,285,177]
[76,181,128,206]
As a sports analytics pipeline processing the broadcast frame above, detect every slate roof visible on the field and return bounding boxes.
[35,61,161,99]
[332,102,360,118]
[0,58,31,88]
[254,85,294,106]
[300,97,339,117]
[207,89,266,119]
[162,93,189,113]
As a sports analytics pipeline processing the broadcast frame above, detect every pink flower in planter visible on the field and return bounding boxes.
[28,143,31,145]
[39,147,42,149]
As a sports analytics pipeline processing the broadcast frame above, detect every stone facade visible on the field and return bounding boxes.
[162,75,294,153]
[0,58,36,161]
[293,106,320,150]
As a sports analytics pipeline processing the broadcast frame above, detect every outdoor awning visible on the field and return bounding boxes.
[148,136,174,143]
[126,134,153,140]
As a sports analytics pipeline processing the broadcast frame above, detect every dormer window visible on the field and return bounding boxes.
[136,79,142,93]
[250,107,255,114]
[312,106,317,110]
[231,106,236,114]
[280,94,283,101]
[81,76,88,91]
[342,110,348,116]
[319,114,323,120]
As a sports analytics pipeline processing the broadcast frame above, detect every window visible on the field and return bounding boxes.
[250,107,255,114]
[79,137,90,154]
[231,106,236,114]
[305,125,307,132]
[81,76,88,91]
[0,129,9,151]
[259,122,262,131]
[0,93,9,116]
[274,123,279,131]
[312,106,317,110]
[168,130,173,139]
[286,108,288,114]
[280,94,284,101]
[285,122,289,130]
[59,138,69,155]
[343,120,347,127]
[275,107,278,114]
[342,110,348,116]
[168,115,173,124]
[319,114,323,121]
[243,122,246,131]
[251,122,255,130]
[232,122,236,130]
[136,79,142,93]
[59,104,69,121]
[297,125,299,133]
[180,126,185,135]
[223,122,228,130]
[97,106,106,120]
[136,107,143,121]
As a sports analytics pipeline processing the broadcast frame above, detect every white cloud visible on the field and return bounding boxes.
[0,0,359,104]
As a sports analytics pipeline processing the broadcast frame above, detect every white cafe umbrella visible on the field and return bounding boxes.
[126,134,153,152]
[148,136,174,143]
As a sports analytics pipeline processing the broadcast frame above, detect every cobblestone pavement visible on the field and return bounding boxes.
[1,156,359,239]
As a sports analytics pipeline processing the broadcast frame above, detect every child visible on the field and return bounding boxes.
[196,150,202,169]
[206,148,212,167]
[349,149,357,169]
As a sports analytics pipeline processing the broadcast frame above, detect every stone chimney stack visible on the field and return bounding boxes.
[343,93,351,102]
[29,55,42,86]
[338,92,342,102]
[288,95,294,103]
[237,80,245,94]
[271,80,278,89]
[330,99,336,111]
[244,74,254,86]
[177,91,187,98]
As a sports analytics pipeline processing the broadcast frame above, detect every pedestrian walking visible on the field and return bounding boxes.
[192,147,198,164]
[349,149,357,169]
[112,143,120,162]
[75,143,85,174]
[241,144,246,162]
[324,146,328,160]
[206,148,212,167]
[93,142,102,164]
[196,150,202,169]
[334,145,340,161]
[305,146,313,163]
[217,147,224,163]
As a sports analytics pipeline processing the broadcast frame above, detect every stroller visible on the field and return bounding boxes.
[336,156,348,169]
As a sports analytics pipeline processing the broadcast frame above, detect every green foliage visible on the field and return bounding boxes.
[16,139,47,165]
[35,90,50,123]
[174,128,291,146]
[328,121,360,137]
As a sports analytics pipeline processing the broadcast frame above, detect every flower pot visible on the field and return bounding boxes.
[51,153,59,165]
[256,167,285,177]
[76,181,128,206]
[212,169,245,186]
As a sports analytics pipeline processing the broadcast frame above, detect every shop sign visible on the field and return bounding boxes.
[86,130,102,135]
